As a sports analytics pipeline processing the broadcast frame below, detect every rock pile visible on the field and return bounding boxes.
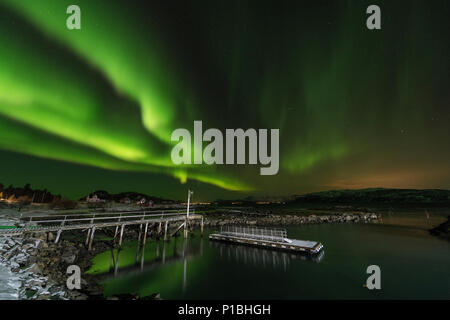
[0,236,67,300]
[192,212,380,228]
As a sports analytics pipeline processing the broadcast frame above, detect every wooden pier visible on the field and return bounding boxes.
[0,190,204,250]
[0,208,203,250]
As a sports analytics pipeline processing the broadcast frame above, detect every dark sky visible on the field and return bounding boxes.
[0,0,449,200]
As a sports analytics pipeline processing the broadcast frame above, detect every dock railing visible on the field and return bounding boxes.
[219,225,287,243]
[20,209,186,228]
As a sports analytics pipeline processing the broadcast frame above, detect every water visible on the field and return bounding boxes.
[89,223,450,300]
[0,265,20,300]
[0,236,21,301]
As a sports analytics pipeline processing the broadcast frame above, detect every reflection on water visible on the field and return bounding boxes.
[105,236,202,282]
[92,233,326,299]
[0,264,19,300]
[210,241,325,269]
[89,235,208,298]
[103,235,322,281]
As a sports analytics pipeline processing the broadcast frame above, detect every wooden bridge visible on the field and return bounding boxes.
[0,190,202,250]
[0,208,203,250]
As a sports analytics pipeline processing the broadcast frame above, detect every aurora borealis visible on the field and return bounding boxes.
[0,0,449,200]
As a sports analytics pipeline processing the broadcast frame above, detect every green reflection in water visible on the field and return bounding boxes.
[88,223,450,299]
[88,236,209,298]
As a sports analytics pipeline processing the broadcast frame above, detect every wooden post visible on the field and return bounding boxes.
[55,216,66,244]
[158,222,162,235]
[137,223,143,244]
[114,213,122,239]
[143,222,149,246]
[88,226,96,251]
[201,216,204,237]
[118,224,125,248]
[184,189,192,239]
[164,220,168,242]
[183,257,187,292]
[86,213,95,247]
[55,230,62,244]
[85,229,91,246]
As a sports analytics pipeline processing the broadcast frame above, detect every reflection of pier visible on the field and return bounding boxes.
[106,236,203,291]
[211,241,325,268]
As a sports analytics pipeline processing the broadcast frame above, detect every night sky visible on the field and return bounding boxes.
[0,0,449,201]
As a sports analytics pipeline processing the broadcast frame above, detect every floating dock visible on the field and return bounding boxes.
[209,226,323,255]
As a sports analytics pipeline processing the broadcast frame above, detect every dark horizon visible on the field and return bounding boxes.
[2,174,450,203]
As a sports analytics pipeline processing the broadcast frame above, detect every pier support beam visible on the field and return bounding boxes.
[55,217,66,244]
[114,226,119,240]
[118,224,125,248]
[114,214,122,240]
[137,224,143,245]
[201,217,204,237]
[88,226,96,251]
[55,229,63,244]
[143,223,149,245]
[164,220,168,242]
[184,221,188,239]
[85,229,91,246]
[184,189,192,239]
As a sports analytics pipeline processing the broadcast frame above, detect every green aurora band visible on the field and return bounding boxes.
[0,0,449,200]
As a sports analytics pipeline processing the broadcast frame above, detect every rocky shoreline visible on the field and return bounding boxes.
[193,211,381,227]
[0,236,67,300]
[0,212,381,300]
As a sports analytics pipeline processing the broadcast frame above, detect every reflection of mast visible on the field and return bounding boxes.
[182,237,188,293]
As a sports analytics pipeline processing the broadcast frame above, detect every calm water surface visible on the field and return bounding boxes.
[88,222,450,299]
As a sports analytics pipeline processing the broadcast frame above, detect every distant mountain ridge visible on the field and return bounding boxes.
[2,183,449,206]
[292,188,450,205]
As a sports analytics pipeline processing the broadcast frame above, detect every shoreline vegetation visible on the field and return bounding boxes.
[1,185,449,300]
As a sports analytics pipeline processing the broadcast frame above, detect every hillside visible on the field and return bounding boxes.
[293,188,450,206]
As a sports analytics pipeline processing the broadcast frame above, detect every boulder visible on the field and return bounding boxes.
[27,263,43,275]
